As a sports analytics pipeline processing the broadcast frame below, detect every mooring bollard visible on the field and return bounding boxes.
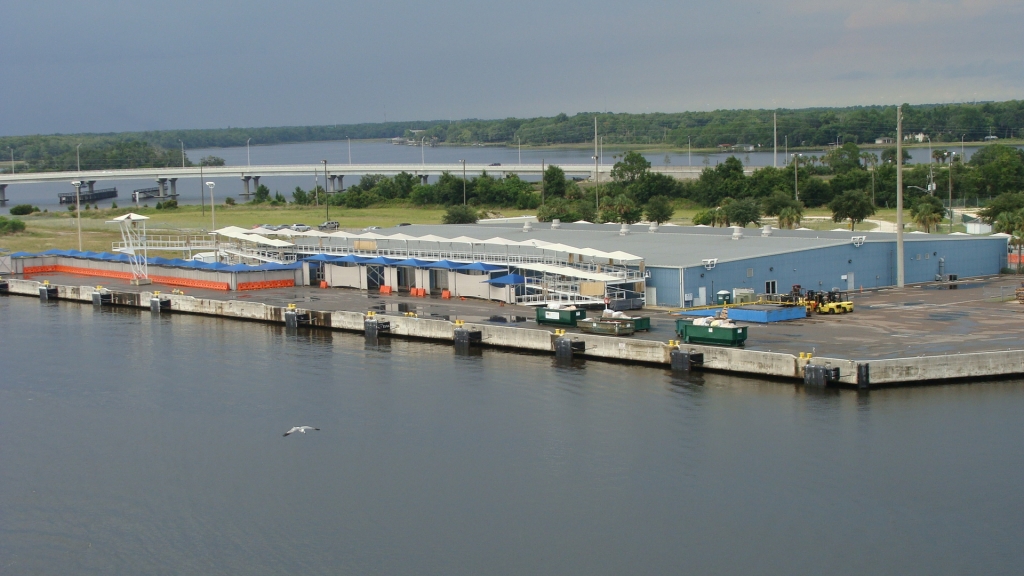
[857,363,870,390]
[669,341,704,372]
[285,303,311,329]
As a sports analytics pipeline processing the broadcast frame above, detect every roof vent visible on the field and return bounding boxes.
[731,226,743,240]
[648,221,659,233]
[762,224,773,237]
[551,218,561,229]
[523,221,533,233]
[620,223,630,236]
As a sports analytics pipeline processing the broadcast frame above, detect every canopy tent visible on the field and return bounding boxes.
[425,260,464,269]
[332,254,370,264]
[362,256,402,265]
[7,252,37,258]
[455,262,506,272]
[214,226,294,248]
[515,262,624,282]
[393,258,437,268]
[485,273,527,286]
[302,254,342,262]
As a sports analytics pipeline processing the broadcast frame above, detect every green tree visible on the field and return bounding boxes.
[291,186,309,205]
[829,190,876,230]
[252,184,271,204]
[691,208,716,226]
[199,155,225,166]
[761,191,802,217]
[442,204,479,224]
[8,204,36,216]
[910,196,944,232]
[600,194,642,224]
[723,198,761,227]
[777,206,802,229]
[0,216,26,234]
[644,196,674,224]
[542,165,567,198]
[610,151,651,184]
[993,209,1024,272]
[880,147,911,164]
[978,193,1024,224]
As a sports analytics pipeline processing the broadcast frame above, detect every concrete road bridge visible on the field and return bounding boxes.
[0,163,740,203]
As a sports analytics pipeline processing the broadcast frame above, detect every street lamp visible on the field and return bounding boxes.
[517,136,521,165]
[246,138,252,166]
[179,140,185,168]
[948,152,956,233]
[8,148,13,174]
[794,154,799,201]
[206,181,216,230]
[76,143,82,172]
[593,155,600,212]
[322,159,329,220]
[72,181,83,250]
[460,159,467,205]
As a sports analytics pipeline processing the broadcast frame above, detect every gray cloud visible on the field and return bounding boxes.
[2,0,1022,136]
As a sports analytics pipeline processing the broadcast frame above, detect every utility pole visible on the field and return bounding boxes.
[460,159,467,205]
[200,163,205,216]
[76,143,82,172]
[793,155,799,201]
[896,105,905,288]
[323,160,329,220]
[949,152,955,233]
[773,112,777,168]
[594,116,600,213]
[541,160,545,205]
[72,181,82,250]
[179,140,185,168]
[688,136,691,166]
[348,137,352,164]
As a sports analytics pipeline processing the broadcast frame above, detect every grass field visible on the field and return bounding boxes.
[1,202,964,254]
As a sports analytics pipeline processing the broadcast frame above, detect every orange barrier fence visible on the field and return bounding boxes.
[379,285,393,295]
[25,265,231,290]
[410,287,427,297]
[237,279,295,291]
[441,290,451,299]
[1010,254,1022,265]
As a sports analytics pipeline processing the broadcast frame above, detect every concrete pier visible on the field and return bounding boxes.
[0,183,6,203]
[241,176,252,198]
[3,278,1024,388]
[168,178,178,197]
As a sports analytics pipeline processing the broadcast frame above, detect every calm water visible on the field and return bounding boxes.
[5,140,1016,213]
[1,295,1023,574]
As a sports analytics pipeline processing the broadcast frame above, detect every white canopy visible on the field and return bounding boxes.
[516,262,625,282]
[214,226,294,247]
[109,212,149,222]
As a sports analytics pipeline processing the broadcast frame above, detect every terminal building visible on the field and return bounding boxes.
[4,221,1009,308]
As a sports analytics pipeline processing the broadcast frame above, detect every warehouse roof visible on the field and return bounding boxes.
[397,222,1005,268]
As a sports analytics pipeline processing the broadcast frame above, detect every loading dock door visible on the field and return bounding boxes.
[847,272,855,291]
[697,287,707,307]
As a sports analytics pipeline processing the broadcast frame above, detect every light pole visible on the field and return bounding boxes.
[421,137,425,165]
[896,105,905,288]
[948,152,956,233]
[206,181,216,230]
[76,143,82,172]
[8,148,13,174]
[593,155,600,212]
[246,138,251,166]
[792,154,802,201]
[460,159,467,205]
[348,137,352,164]
[179,140,185,168]
[688,136,691,166]
[322,159,329,220]
[517,136,521,165]
[72,181,82,250]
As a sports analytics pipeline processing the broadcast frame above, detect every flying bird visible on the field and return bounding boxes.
[283,426,320,437]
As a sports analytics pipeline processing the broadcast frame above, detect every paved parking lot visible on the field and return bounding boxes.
[15,272,1024,361]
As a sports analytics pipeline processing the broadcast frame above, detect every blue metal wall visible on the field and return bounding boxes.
[681,237,1007,305]
[646,266,682,306]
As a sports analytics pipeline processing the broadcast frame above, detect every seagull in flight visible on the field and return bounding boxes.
[283,426,320,437]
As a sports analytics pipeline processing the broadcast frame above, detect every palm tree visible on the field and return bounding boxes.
[994,209,1024,272]
[778,206,802,229]
[912,205,942,233]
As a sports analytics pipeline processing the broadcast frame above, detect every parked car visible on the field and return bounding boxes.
[261,224,283,231]
[489,162,501,166]
[289,224,311,232]
[396,222,411,227]
[318,221,340,231]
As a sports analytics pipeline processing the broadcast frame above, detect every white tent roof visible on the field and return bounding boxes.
[515,262,625,282]
[109,212,149,222]
[214,227,294,247]
[448,235,482,244]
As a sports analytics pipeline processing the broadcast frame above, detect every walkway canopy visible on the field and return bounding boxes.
[456,262,506,272]
[485,273,527,286]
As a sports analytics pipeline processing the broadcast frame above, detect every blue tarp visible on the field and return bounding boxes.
[363,256,402,265]
[40,249,78,257]
[7,252,36,258]
[485,273,527,286]
[455,262,506,272]
[393,258,436,268]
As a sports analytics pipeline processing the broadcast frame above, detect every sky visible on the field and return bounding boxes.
[2,0,1022,136]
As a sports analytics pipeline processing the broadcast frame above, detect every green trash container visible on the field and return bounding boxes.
[715,290,733,305]
[676,319,747,346]
[536,307,588,326]
[630,316,651,331]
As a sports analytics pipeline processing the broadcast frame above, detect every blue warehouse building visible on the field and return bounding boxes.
[405,222,1009,308]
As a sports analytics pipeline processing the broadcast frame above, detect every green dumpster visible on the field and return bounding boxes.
[630,316,651,331]
[676,319,747,346]
[536,307,588,326]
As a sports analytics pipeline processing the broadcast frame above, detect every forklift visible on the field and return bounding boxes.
[816,289,854,314]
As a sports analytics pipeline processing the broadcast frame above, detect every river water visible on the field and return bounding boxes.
[5,140,1017,214]
[1,295,1022,575]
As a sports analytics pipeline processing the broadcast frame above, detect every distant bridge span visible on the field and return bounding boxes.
[0,163,749,202]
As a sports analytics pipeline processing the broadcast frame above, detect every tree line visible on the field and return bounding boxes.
[3,100,1023,173]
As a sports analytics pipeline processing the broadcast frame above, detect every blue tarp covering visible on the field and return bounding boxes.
[7,252,37,258]
[393,258,436,268]
[485,273,527,286]
[17,249,305,273]
[455,262,506,272]
[302,254,340,262]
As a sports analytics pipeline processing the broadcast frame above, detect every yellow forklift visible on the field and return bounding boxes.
[816,289,854,314]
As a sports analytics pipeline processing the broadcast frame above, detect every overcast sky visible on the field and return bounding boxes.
[3,0,1022,136]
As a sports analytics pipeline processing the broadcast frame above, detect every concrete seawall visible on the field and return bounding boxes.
[5,278,1024,387]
